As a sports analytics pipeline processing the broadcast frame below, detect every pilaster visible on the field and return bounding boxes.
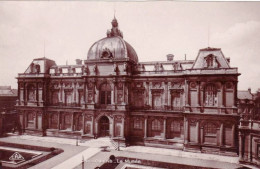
[71,113,74,131]
[239,132,244,161]
[196,121,200,144]
[163,117,167,139]
[144,116,148,138]
[184,116,189,144]
[220,123,224,146]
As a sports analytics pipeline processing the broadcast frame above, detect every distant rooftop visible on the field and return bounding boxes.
[0,86,17,97]
[238,90,253,100]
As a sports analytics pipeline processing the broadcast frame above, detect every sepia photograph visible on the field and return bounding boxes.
[0,1,260,169]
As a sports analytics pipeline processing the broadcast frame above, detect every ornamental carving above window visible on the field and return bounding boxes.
[152,82,161,89]
[190,82,197,89]
[226,82,233,89]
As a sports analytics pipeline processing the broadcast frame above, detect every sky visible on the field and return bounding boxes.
[0,1,260,92]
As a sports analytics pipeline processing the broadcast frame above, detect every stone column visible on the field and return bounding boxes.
[148,82,152,106]
[121,117,125,137]
[71,113,74,131]
[95,120,98,135]
[232,124,236,147]
[185,80,190,106]
[23,82,26,104]
[234,81,238,107]
[168,82,171,107]
[62,85,65,103]
[94,84,98,104]
[111,83,115,105]
[163,82,167,108]
[111,117,114,137]
[144,116,148,138]
[200,127,204,144]
[220,123,224,146]
[34,112,37,129]
[36,82,39,106]
[197,81,201,106]
[115,82,118,104]
[82,113,85,135]
[184,116,189,144]
[249,134,252,162]
[83,79,87,107]
[91,116,94,136]
[57,112,60,130]
[17,82,20,105]
[220,82,224,107]
[125,82,129,104]
[196,121,200,144]
[163,117,167,139]
[222,81,226,107]
[239,133,244,161]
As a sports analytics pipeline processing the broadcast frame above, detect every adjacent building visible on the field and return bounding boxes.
[0,86,18,135]
[238,89,260,166]
[16,18,240,155]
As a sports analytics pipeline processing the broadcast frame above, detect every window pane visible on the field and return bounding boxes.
[152,119,161,131]
[107,91,111,104]
[101,91,106,104]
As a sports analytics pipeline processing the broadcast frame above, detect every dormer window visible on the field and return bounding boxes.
[206,55,214,67]
[204,54,220,68]
[35,64,40,73]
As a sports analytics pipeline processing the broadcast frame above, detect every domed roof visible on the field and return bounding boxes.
[87,18,138,63]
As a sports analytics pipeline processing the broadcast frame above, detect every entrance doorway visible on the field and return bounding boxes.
[99,116,110,137]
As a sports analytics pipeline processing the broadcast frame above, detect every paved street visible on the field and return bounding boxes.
[1,135,258,169]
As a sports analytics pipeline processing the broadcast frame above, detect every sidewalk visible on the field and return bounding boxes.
[52,147,100,169]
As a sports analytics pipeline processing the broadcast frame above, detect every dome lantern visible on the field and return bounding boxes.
[107,17,123,38]
[87,18,138,63]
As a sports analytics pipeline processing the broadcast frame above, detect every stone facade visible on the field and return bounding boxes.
[16,18,240,155]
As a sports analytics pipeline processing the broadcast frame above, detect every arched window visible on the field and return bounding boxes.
[100,83,111,105]
[204,123,217,136]
[152,119,161,131]
[133,118,142,129]
[204,84,217,106]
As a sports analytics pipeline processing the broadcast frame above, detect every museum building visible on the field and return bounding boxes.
[16,18,240,155]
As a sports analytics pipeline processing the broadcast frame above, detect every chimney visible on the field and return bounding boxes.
[76,59,82,65]
[226,57,230,63]
[167,54,174,61]
[248,87,251,94]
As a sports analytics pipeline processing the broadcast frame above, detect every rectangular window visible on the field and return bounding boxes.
[65,93,72,106]
[152,94,162,110]
[52,91,59,105]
